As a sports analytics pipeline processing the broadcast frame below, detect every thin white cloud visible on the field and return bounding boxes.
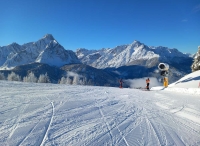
[193,4,200,13]
[182,19,188,22]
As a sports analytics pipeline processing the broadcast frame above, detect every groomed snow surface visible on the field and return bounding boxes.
[0,71,200,146]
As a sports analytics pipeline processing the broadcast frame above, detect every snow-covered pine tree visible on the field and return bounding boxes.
[66,77,72,85]
[191,46,200,72]
[0,72,5,80]
[72,75,79,85]
[23,72,37,83]
[23,75,27,82]
[59,77,66,84]
[7,72,21,81]
[38,73,50,83]
[79,77,85,85]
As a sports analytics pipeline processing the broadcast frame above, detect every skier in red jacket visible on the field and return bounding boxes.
[146,78,150,90]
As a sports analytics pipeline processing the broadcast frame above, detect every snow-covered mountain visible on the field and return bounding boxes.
[0,35,194,85]
[0,34,80,69]
[76,40,192,69]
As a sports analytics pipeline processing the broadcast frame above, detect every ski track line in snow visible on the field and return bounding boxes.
[176,109,200,125]
[40,96,55,146]
[128,93,186,145]
[97,104,114,145]
[93,94,119,145]
[160,109,199,145]
[18,119,41,146]
[86,106,139,145]
[116,123,130,146]
[7,104,28,140]
[170,105,185,114]
[160,108,199,144]
[109,101,145,145]
[49,99,109,143]
[145,117,162,146]
[115,112,141,143]
[149,104,196,144]
[140,102,168,145]
[117,118,140,145]
[0,107,17,132]
[155,100,200,133]
[149,114,183,146]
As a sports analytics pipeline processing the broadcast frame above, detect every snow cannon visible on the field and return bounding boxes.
[158,63,169,88]
[158,63,169,71]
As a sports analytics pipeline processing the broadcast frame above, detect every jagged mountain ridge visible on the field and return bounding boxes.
[0,34,80,69]
[76,40,192,69]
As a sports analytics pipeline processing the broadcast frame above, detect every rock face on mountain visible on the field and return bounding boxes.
[0,34,80,69]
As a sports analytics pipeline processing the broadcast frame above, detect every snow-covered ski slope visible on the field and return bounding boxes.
[0,71,200,146]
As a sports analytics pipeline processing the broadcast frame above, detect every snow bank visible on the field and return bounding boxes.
[168,70,200,88]
[151,70,200,95]
[164,87,200,95]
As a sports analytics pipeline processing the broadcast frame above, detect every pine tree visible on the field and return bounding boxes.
[23,72,37,83]
[0,72,5,80]
[66,77,72,85]
[38,73,50,83]
[72,76,79,85]
[23,76,28,82]
[191,46,200,72]
[7,72,21,81]
[59,77,66,84]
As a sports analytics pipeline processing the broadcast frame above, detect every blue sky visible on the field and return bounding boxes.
[0,0,200,54]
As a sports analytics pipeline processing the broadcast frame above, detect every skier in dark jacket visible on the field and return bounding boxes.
[119,79,123,88]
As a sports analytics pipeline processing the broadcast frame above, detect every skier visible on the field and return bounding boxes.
[146,78,150,90]
[119,79,123,88]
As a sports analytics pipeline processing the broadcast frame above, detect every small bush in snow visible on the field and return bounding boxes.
[7,72,21,81]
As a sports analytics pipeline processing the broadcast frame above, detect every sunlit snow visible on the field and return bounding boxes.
[0,71,200,146]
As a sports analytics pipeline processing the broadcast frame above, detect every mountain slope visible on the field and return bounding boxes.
[61,64,118,86]
[0,63,119,86]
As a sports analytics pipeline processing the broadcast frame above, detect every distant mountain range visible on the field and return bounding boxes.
[75,39,193,84]
[0,34,194,86]
[76,41,191,69]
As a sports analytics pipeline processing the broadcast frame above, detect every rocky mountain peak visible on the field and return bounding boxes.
[8,42,20,47]
[130,40,143,48]
[42,34,55,41]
